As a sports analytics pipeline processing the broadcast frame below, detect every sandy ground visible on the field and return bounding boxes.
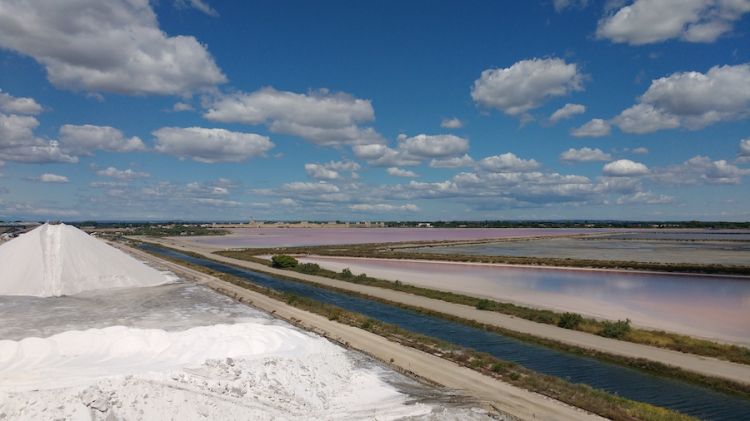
[142,237,750,386]
[120,242,604,421]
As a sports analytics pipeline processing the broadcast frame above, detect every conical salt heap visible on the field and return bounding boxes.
[0,223,169,297]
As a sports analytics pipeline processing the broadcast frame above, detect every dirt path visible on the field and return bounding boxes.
[120,242,603,421]
[141,237,750,386]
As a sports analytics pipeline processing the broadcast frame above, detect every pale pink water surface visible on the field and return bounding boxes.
[298,256,750,346]
[191,227,611,248]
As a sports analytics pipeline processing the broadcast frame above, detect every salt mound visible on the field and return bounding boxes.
[0,323,433,419]
[0,223,169,297]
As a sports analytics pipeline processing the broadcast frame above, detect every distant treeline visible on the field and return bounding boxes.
[385,220,750,229]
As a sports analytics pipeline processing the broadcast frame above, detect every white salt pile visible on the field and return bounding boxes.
[0,223,170,296]
[0,322,433,420]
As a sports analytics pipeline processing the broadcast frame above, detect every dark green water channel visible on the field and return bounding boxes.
[141,244,750,420]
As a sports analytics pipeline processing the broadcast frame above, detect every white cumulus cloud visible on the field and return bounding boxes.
[653,156,750,185]
[0,0,226,95]
[603,159,650,177]
[597,0,750,45]
[387,167,418,177]
[471,58,584,117]
[349,203,419,212]
[59,124,145,155]
[549,103,586,123]
[560,147,612,162]
[305,163,340,180]
[571,118,611,137]
[613,64,750,133]
[204,87,383,147]
[396,134,469,158]
[440,117,463,129]
[35,173,69,183]
[480,153,540,173]
[0,112,77,164]
[429,154,474,168]
[153,127,273,163]
[0,90,43,115]
[96,167,150,180]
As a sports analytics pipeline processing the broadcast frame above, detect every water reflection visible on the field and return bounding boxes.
[299,256,750,345]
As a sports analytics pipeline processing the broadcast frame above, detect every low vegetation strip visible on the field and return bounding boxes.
[221,243,750,276]
[136,245,696,421]
[219,251,750,367]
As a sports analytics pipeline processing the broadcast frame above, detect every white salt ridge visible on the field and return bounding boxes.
[0,323,434,420]
[0,223,170,296]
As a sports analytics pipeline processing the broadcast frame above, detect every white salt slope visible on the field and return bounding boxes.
[0,223,170,296]
[0,323,434,420]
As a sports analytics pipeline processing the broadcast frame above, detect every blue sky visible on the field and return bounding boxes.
[1,0,749,221]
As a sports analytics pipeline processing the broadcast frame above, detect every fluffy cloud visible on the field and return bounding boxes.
[571,118,611,137]
[479,153,540,172]
[0,91,42,115]
[440,117,463,129]
[739,138,750,161]
[59,124,145,155]
[0,0,226,95]
[616,191,674,205]
[603,159,650,177]
[549,103,586,123]
[560,147,612,162]
[33,173,69,183]
[352,144,419,167]
[613,64,750,133]
[352,134,467,167]
[205,87,383,146]
[396,134,469,158]
[305,163,340,180]
[153,127,273,163]
[471,58,583,117]
[381,170,608,206]
[281,182,340,194]
[0,112,77,164]
[740,138,750,155]
[429,154,474,168]
[349,203,419,212]
[653,156,750,185]
[96,166,150,180]
[387,167,418,177]
[612,104,680,134]
[597,0,750,45]
[304,161,360,180]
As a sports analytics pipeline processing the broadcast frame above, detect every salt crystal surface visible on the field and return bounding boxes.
[0,323,436,420]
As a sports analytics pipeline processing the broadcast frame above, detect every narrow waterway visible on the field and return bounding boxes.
[141,244,750,421]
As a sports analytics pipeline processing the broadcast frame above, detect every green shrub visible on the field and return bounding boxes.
[341,268,354,279]
[558,312,584,329]
[475,299,492,310]
[600,319,631,339]
[271,255,298,268]
[297,262,321,274]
